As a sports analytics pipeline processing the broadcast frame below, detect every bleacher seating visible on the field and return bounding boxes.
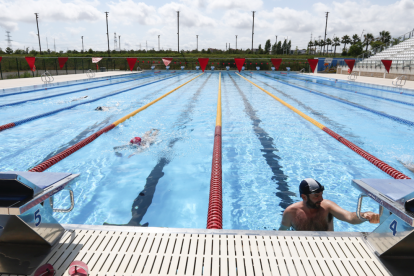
[362,37,414,63]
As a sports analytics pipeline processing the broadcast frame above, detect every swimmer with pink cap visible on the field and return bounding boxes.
[113,129,159,157]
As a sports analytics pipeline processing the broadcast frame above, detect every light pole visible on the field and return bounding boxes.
[196,35,198,51]
[323,11,329,55]
[119,35,121,51]
[235,35,238,50]
[34,13,42,54]
[177,11,180,53]
[252,11,255,51]
[158,35,160,51]
[81,36,84,52]
[105,12,110,57]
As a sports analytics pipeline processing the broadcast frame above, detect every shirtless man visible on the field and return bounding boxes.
[279,178,380,231]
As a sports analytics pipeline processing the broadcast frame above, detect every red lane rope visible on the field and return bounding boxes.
[29,124,116,172]
[323,127,410,179]
[0,123,15,131]
[207,126,223,229]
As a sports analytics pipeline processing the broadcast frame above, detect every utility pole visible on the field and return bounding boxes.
[226,43,227,51]
[252,11,255,51]
[177,11,180,53]
[196,35,198,51]
[323,11,329,55]
[34,13,42,54]
[360,29,365,41]
[146,41,147,51]
[235,35,238,50]
[54,38,56,52]
[275,35,277,46]
[114,33,117,50]
[158,35,160,51]
[119,35,121,50]
[105,12,110,56]
[46,37,48,51]
[81,36,84,52]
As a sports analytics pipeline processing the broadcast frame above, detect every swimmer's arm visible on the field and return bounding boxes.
[279,209,293,230]
[327,200,379,224]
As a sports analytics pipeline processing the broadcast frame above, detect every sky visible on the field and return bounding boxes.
[1,0,413,52]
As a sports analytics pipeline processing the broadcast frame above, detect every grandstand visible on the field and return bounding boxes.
[364,37,414,61]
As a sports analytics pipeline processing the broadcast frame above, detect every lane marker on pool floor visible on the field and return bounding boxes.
[260,73,414,127]
[0,72,172,108]
[207,72,222,229]
[0,73,185,133]
[236,73,410,180]
[29,73,204,172]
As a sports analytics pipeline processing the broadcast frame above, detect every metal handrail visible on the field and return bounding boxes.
[348,71,358,81]
[392,75,407,87]
[41,71,54,83]
[299,68,305,74]
[50,189,75,213]
[86,69,95,78]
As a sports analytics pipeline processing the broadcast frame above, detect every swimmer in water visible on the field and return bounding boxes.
[72,96,88,101]
[398,160,414,173]
[95,106,111,111]
[113,129,159,157]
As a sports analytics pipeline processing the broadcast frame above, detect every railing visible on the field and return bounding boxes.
[41,71,54,83]
[348,71,358,81]
[357,28,414,60]
[86,69,95,79]
[392,75,407,87]
[299,68,305,74]
[338,59,414,70]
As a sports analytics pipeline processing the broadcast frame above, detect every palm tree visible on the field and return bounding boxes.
[333,37,341,56]
[363,33,374,51]
[314,40,319,54]
[341,35,351,51]
[319,40,325,54]
[379,30,391,44]
[325,38,332,56]
[351,34,360,45]
[308,41,314,54]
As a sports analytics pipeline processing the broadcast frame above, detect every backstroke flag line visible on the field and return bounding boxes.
[344,59,355,73]
[92,57,102,63]
[58,57,69,69]
[162,58,173,67]
[381,60,392,73]
[126,58,138,71]
[308,59,319,73]
[271,58,283,71]
[25,57,36,71]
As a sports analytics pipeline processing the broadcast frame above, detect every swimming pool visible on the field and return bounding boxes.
[1,71,413,232]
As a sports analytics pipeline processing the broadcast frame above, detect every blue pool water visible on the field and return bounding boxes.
[1,71,413,232]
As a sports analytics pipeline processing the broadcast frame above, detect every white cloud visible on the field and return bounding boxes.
[0,0,101,31]
[158,2,217,28]
[66,27,86,35]
[208,0,263,10]
[108,0,162,25]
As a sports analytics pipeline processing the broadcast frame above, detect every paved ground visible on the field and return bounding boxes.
[0,71,136,90]
[311,73,414,90]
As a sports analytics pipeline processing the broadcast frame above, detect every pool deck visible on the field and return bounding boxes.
[312,73,414,90]
[19,225,397,276]
[0,71,136,90]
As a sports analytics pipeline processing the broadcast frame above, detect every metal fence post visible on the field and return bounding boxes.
[125,59,127,71]
[65,62,68,75]
[74,59,77,74]
[82,59,84,73]
[107,58,109,71]
[0,62,3,80]
[16,58,20,78]
[43,59,46,74]
[55,58,58,75]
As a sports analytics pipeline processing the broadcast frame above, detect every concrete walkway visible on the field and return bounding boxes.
[310,73,414,90]
[0,71,136,90]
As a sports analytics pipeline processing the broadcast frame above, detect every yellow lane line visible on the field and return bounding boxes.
[216,72,222,126]
[236,73,325,130]
[113,73,203,126]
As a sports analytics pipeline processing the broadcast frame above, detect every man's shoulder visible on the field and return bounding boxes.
[284,202,302,213]
[321,199,338,209]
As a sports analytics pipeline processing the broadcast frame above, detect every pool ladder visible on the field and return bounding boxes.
[392,75,407,87]
[41,71,54,84]
[86,69,95,79]
[348,71,358,81]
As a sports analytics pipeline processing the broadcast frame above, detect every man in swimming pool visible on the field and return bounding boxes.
[279,178,380,231]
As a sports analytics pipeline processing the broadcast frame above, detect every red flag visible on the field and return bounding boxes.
[58,57,68,69]
[308,59,319,73]
[126,58,137,71]
[198,58,209,72]
[234,58,245,72]
[381,60,392,73]
[0,57,2,63]
[25,57,36,71]
[271,59,282,70]
[344,59,355,73]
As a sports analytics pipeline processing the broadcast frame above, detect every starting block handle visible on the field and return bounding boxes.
[50,189,75,213]
[357,194,369,222]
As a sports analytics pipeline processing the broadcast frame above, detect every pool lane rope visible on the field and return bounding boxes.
[282,74,414,108]
[261,74,414,127]
[0,73,184,133]
[0,73,169,108]
[29,73,203,172]
[207,72,223,229]
[236,73,410,180]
